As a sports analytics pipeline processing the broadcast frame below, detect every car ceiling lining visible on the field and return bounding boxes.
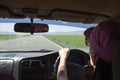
[0,5,110,23]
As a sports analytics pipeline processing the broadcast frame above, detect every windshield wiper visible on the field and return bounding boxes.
[0,49,54,53]
[39,49,54,52]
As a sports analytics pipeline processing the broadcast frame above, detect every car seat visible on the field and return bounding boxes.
[112,42,120,80]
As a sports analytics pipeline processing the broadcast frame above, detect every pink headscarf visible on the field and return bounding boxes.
[90,20,120,63]
[84,27,95,39]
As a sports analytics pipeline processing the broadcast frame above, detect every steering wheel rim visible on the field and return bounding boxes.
[53,56,60,74]
[53,49,90,74]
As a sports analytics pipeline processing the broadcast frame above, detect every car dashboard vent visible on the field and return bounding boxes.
[20,59,50,80]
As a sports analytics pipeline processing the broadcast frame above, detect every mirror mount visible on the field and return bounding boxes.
[30,18,34,34]
[30,18,33,23]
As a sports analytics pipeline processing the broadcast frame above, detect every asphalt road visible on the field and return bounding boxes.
[0,35,62,51]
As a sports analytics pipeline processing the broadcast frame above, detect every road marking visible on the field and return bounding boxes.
[40,35,63,49]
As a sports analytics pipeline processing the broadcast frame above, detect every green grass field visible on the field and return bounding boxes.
[0,35,17,41]
[43,35,87,48]
[0,35,29,41]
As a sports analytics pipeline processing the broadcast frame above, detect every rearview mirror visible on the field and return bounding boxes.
[14,23,49,34]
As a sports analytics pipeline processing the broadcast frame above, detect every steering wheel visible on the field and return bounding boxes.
[53,49,90,74]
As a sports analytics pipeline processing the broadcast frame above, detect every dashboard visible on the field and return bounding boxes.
[0,49,89,80]
[0,51,58,80]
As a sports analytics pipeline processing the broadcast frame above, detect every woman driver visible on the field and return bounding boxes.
[57,20,120,80]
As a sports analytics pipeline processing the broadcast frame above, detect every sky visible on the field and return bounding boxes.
[48,24,86,32]
[0,18,97,33]
[0,23,88,33]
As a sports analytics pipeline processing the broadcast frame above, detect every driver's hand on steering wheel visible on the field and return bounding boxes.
[57,48,70,80]
[59,48,70,59]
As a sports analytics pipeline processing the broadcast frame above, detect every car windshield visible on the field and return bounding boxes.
[0,18,96,52]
